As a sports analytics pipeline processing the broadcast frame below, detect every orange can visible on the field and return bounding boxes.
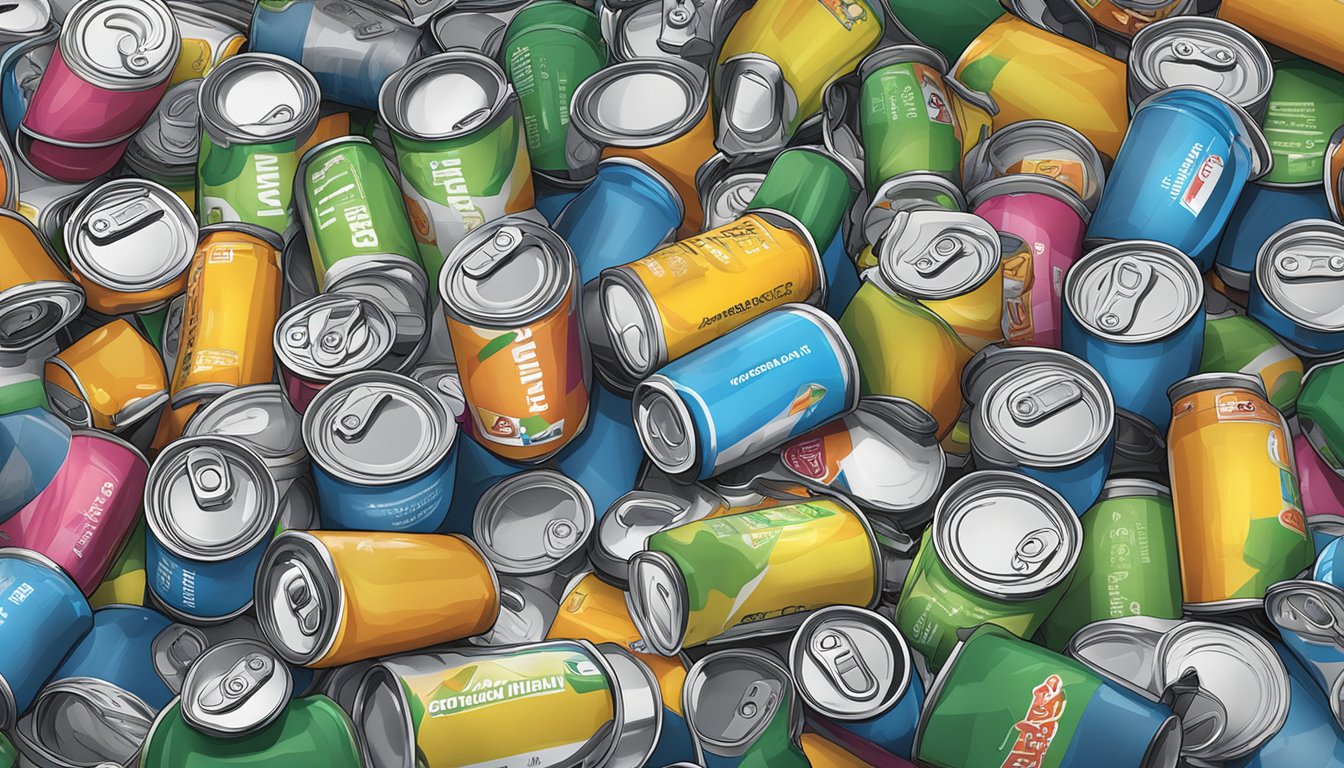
[0,207,84,353]
[255,530,500,668]
[45,319,169,434]
[1219,0,1344,75]
[440,217,590,462]
[169,223,284,407]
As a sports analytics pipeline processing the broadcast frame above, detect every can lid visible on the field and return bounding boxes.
[144,436,280,561]
[62,0,179,89]
[787,606,910,721]
[570,58,705,148]
[65,178,197,293]
[303,370,454,486]
[1255,219,1344,333]
[180,639,292,738]
[702,170,765,231]
[961,119,1106,212]
[200,53,320,144]
[254,531,341,666]
[408,362,467,420]
[596,644,664,768]
[682,649,801,757]
[1129,17,1273,113]
[440,217,576,327]
[152,623,208,695]
[380,51,509,141]
[627,550,688,655]
[876,209,1000,300]
[1265,580,1344,657]
[274,294,397,382]
[862,173,966,247]
[129,78,201,168]
[1066,240,1204,342]
[632,376,698,476]
[472,470,594,576]
[183,384,308,475]
[592,491,697,582]
[0,0,50,34]
[933,471,1082,597]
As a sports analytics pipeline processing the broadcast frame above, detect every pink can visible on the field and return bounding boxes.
[968,175,1091,349]
[1295,431,1344,520]
[18,0,178,182]
[0,430,148,595]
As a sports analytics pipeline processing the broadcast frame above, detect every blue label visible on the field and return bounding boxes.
[313,451,455,533]
[0,554,91,715]
[146,534,266,621]
[555,162,682,283]
[53,605,174,710]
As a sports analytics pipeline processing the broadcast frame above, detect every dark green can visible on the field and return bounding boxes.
[880,0,1004,65]
[857,45,965,191]
[746,146,858,249]
[139,696,362,768]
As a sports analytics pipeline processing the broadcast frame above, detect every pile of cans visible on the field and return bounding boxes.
[2,0,1344,765]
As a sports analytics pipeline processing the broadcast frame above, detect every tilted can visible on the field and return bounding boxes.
[962,119,1108,213]
[472,469,593,595]
[590,488,731,587]
[1248,219,1344,358]
[0,207,83,353]
[1201,290,1304,415]
[855,45,963,194]
[1264,579,1344,731]
[197,52,321,242]
[167,0,246,85]
[1260,59,1344,189]
[1217,0,1344,77]
[18,0,179,182]
[141,693,362,767]
[182,383,310,485]
[893,471,1083,668]
[43,319,168,438]
[379,51,536,284]
[1127,17,1274,121]
[274,294,399,412]
[681,648,810,767]
[1167,373,1314,612]
[1215,183,1334,293]
[1297,360,1344,476]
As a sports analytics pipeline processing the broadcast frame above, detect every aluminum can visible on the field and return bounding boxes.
[532,171,584,223]
[1264,580,1344,728]
[472,469,593,594]
[274,294,399,413]
[553,383,643,518]
[380,51,536,284]
[856,45,962,192]
[18,0,179,182]
[249,0,421,110]
[44,319,168,437]
[197,53,320,242]
[1201,291,1304,414]
[303,370,457,532]
[168,223,284,407]
[1167,373,1314,611]
[124,79,200,209]
[893,471,1082,668]
[682,648,810,767]
[1064,240,1205,431]
[915,623,1182,768]
[1298,360,1344,475]
[427,0,529,57]
[167,0,246,85]
[0,23,55,144]
[0,406,70,525]
[255,530,499,667]
[141,694,362,767]
[42,604,176,709]
[440,217,590,462]
[1248,219,1344,357]
[1217,0,1344,76]
[962,119,1108,213]
[1128,17,1273,120]
[745,146,857,267]
[590,488,733,587]
[1215,184,1334,292]
[0,548,93,732]
[969,175,1091,349]
[0,207,83,353]
[351,639,659,768]
[694,152,767,232]
[555,158,683,285]
[1260,59,1344,189]
[182,383,310,485]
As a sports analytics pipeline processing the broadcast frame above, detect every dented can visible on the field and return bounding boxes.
[44,319,168,437]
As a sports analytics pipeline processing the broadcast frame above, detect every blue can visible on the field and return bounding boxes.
[0,405,69,525]
[1316,536,1344,586]
[822,231,860,319]
[47,604,175,711]
[631,304,859,481]
[553,158,684,284]
[0,548,93,731]
[534,173,586,224]
[144,436,280,624]
[304,371,458,532]
[1063,240,1205,433]
[1264,580,1344,725]
[1086,86,1272,273]
[555,383,643,518]
[963,346,1115,515]
[440,431,527,535]
[1214,183,1334,292]
[1248,219,1344,358]
[1227,640,1344,768]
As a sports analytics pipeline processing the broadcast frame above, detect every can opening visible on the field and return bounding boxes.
[0,294,64,350]
[628,552,687,655]
[633,386,695,474]
[27,681,154,767]
[354,666,413,768]
[403,69,496,136]
[602,280,652,373]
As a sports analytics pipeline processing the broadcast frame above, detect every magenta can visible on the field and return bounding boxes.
[18,0,178,182]
[1295,431,1344,522]
[0,430,148,595]
[968,175,1091,349]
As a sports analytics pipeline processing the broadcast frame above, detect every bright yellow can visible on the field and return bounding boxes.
[1219,0,1344,75]
[46,319,168,433]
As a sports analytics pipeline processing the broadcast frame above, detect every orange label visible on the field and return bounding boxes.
[48,319,167,431]
[1001,675,1067,768]
[1008,157,1089,201]
[0,213,67,291]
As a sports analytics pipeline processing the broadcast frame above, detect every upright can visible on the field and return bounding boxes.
[1248,219,1344,358]
[1167,373,1314,612]
[0,207,83,353]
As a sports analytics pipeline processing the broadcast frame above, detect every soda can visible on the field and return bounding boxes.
[1217,0,1344,76]
[855,45,962,194]
[916,623,1181,768]
[553,383,644,517]
[590,488,729,587]
[745,144,858,265]
[472,469,593,595]
[141,693,362,767]
[1237,640,1344,768]
[124,79,201,209]
[249,0,421,111]
[1260,59,1344,189]
[694,152,767,231]
[1264,580,1344,725]
[893,471,1082,668]
[0,207,83,353]
[43,319,168,439]
[0,548,94,732]
[682,648,810,767]
[182,383,310,485]
[1201,290,1304,414]
[1248,219,1344,358]
[1298,360,1344,475]
[1127,17,1273,121]
[197,53,320,242]
[1214,184,1335,292]
[273,294,399,413]
[351,638,660,768]
[962,119,1108,213]
[379,51,536,284]
[169,223,284,407]
[18,0,179,183]
[175,638,294,740]
[1168,373,1314,612]
[167,0,246,85]
[555,159,681,287]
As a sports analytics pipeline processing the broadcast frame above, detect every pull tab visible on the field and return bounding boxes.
[1093,256,1154,333]
[1010,527,1062,574]
[301,302,370,368]
[186,447,234,508]
[1273,249,1344,281]
[160,92,199,150]
[245,103,297,131]
[1008,376,1083,426]
[196,653,275,714]
[281,562,321,636]
[87,193,165,245]
[808,629,878,701]
[1169,37,1237,69]
[543,518,580,558]
[1166,669,1226,753]
[105,9,167,75]
[463,225,526,280]
[332,386,391,442]
[912,235,964,277]
[733,682,772,727]
[454,107,491,133]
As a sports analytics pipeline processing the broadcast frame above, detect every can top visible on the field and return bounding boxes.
[61,0,179,89]
[787,606,911,721]
[1255,219,1344,333]
[1167,371,1267,403]
[569,58,707,148]
[682,649,801,755]
[592,490,697,582]
[128,78,201,169]
[408,362,467,421]
[627,549,687,655]
[274,294,397,383]
[180,639,292,738]
[632,375,699,476]
[876,209,1001,300]
[379,51,510,141]
[1265,580,1344,651]
[440,217,576,328]
[254,531,341,666]
[1129,17,1272,112]
[199,53,321,145]
[65,178,197,293]
[0,0,50,34]
[863,172,966,247]
[857,44,947,83]
[144,436,280,562]
[183,384,308,472]
[472,469,594,576]
[1066,240,1204,343]
[303,370,455,486]
[933,471,1083,597]
[961,119,1107,212]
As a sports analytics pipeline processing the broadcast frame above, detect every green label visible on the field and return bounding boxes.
[860,61,962,189]
[747,149,856,247]
[140,697,361,768]
[503,12,607,172]
[198,137,301,240]
[1200,314,1303,413]
[881,0,1001,63]
[1262,60,1344,186]
[1298,363,1344,469]
[734,699,811,768]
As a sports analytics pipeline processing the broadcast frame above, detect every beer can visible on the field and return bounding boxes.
[1214,183,1334,292]
[169,223,285,407]
[1298,360,1344,475]
[682,648,810,767]
[1260,59,1344,189]
[141,693,362,767]
[0,207,83,353]
[379,51,536,284]
[44,319,168,436]
[472,469,593,594]
[1128,17,1274,121]
[1217,0,1344,77]
[962,119,1108,213]
[1167,373,1314,611]
[893,471,1082,668]
[124,78,202,209]
[18,0,179,182]
[182,383,310,484]
[198,52,321,241]
[167,0,246,85]
[856,45,962,193]
[1248,219,1344,358]
[274,294,399,413]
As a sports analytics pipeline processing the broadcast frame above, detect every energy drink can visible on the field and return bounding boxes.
[1127,17,1274,121]
[856,45,962,193]
[1248,219,1344,358]
[1214,184,1334,292]
[141,694,362,767]
[1217,0,1344,76]
[274,294,399,412]
[1167,373,1314,611]
[962,119,1108,213]
[0,207,83,353]
[124,79,201,209]
[44,319,168,437]
[682,648,810,768]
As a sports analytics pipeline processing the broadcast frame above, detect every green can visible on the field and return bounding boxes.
[1039,479,1183,651]
[1200,300,1304,414]
[0,729,15,768]
[139,696,362,768]
[1297,359,1344,473]
[881,0,1004,65]
[893,471,1082,669]
[857,44,964,192]
[500,0,608,175]
[1261,59,1344,187]
[197,53,321,242]
[745,146,858,248]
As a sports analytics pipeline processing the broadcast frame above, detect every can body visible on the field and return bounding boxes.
[553,383,642,518]
[48,604,175,710]
[312,453,456,533]
[1296,432,1344,521]
[554,160,683,284]
[879,0,1000,64]
[0,208,83,354]
[198,134,309,243]
[1214,184,1334,292]
[146,527,268,622]
[1218,0,1344,76]
[858,48,963,191]
[140,695,362,768]
[1298,362,1344,475]
[44,319,169,434]
[1201,311,1304,416]
[1233,642,1344,768]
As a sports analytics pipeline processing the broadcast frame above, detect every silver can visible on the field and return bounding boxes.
[788,606,915,725]
[273,293,400,411]
[183,383,310,484]
[13,677,154,768]
[961,119,1107,213]
[472,469,595,596]
[1128,17,1274,121]
[427,0,529,57]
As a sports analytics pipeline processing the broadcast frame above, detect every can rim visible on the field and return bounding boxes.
[1166,371,1267,404]
[965,174,1092,223]
[1097,476,1172,501]
[568,57,708,149]
[14,676,154,765]
[438,216,577,328]
[199,52,321,147]
[273,293,399,382]
[253,530,343,666]
[856,43,948,84]
[1065,239,1204,343]
[63,178,197,293]
[58,0,180,91]
[862,172,968,247]
[787,605,913,721]
[630,374,699,477]
[600,264,670,380]
[876,210,1002,300]
[179,638,293,738]
[378,50,512,142]
[960,119,1106,212]
[682,647,802,757]
[1253,218,1344,334]
[471,469,596,576]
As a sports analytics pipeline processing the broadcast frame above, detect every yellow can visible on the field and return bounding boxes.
[0,208,84,353]
[1219,0,1344,75]
[45,319,168,433]
[168,5,246,86]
